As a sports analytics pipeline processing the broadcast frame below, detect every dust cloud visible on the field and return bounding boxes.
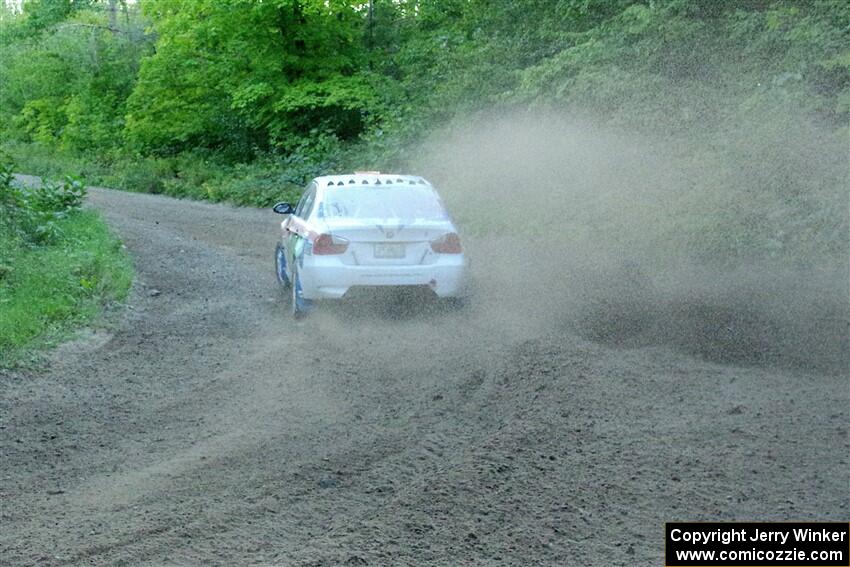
[412,111,848,374]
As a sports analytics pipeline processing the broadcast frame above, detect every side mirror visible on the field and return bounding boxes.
[273,202,294,215]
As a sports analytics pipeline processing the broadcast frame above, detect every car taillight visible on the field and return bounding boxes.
[430,232,462,254]
[313,233,349,255]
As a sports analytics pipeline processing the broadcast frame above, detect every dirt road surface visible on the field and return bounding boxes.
[1,185,847,566]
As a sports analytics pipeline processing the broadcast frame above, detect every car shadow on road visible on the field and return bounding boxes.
[313,287,468,323]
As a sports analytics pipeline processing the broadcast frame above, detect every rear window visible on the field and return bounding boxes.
[319,186,449,220]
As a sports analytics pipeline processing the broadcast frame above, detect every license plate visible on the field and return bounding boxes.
[374,243,405,259]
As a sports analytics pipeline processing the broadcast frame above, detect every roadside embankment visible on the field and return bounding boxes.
[0,171,132,366]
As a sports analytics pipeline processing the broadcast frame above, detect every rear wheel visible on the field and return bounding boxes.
[443,275,475,310]
[290,265,311,319]
[275,244,290,288]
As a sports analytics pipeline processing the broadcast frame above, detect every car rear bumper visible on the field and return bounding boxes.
[299,257,468,299]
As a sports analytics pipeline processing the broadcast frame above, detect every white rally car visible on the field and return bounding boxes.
[273,173,468,316]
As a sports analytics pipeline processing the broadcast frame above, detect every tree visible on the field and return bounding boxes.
[125,0,380,157]
[0,0,150,151]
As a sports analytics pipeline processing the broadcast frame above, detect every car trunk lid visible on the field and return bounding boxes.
[322,219,455,266]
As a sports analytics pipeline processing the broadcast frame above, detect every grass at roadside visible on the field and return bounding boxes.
[0,140,311,208]
[0,176,133,367]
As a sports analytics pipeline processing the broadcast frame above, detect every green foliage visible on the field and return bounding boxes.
[125,0,374,156]
[0,1,151,152]
[0,208,133,366]
[4,0,846,161]
[17,0,96,34]
[2,0,847,156]
[0,157,132,366]
[0,139,110,180]
[14,98,67,144]
[1,162,87,245]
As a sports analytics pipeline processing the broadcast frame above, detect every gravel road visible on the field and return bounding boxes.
[1,185,846,566]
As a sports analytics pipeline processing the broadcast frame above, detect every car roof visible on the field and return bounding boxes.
[313,173,432,189]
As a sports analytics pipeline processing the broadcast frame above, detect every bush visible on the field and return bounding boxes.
[0,162,87,245]
[0,156,132,366]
